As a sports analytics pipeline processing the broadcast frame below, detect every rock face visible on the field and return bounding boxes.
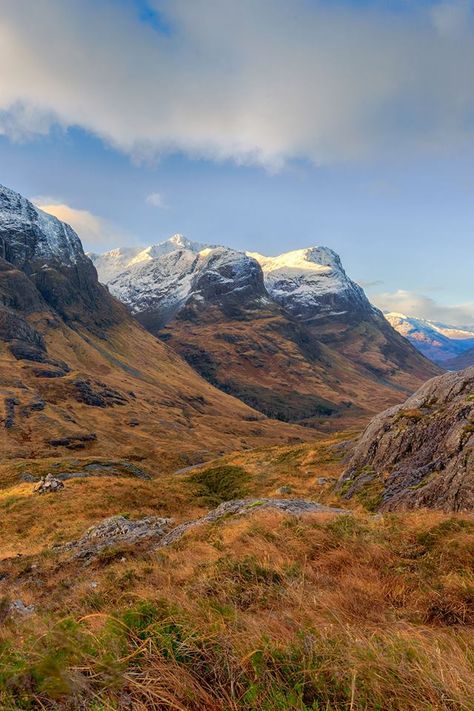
[0,185,125,330]
[339,366,474,511]
[385,312,474,368]
[92,236,440,425]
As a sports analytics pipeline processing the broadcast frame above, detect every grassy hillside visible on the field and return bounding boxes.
[0,436,473,710]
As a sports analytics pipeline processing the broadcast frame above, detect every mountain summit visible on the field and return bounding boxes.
[249,246,371,320]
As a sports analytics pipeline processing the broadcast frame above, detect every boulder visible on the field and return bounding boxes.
[338,366,474,511]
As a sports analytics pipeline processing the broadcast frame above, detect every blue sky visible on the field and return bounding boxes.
[0,0,473,325]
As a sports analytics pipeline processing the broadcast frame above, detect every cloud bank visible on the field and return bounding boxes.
[1,0,474,167]
[372,289,474,327]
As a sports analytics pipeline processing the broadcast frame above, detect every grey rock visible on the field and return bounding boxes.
[62,499,347,561]
[10,599,35,616]
[339,366,474,511]
[157,498,348,549]
[63,515,173,559]
[20,472,36,482]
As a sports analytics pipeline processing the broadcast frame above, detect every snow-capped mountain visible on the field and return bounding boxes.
[91,238,268,328]
[249,246,372,320]
[91,235,440,424]
[0,184,125,330]
[92,237,372,325]
[385,312,474,367]
[0,184,85,268]
[0,182,302,463]
[88,234,206,284]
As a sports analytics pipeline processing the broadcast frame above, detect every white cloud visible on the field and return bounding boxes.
[146,192,166,208]
[372,289,474,327]
[33,198,128,251]
[0,1,474,167]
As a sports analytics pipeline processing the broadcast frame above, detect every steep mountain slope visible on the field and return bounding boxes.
[444,346,474,370]
[338,366,474,511]
[0,185,310,473]
[92,238,440,426]
[386,312,474,366]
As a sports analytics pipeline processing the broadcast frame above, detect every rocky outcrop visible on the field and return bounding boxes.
[62,499,347,561]
[157,498,347,548]
[62,515,174,559]
[338,366,474,511]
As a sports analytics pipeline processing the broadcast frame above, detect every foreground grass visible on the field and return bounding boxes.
[1,510,473,709]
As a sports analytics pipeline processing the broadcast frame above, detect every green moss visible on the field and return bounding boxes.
[189,464,250,505]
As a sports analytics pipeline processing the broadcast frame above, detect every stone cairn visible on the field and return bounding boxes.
[33,473,64,494]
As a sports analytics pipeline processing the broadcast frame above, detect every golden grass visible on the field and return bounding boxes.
[1,507,473,709]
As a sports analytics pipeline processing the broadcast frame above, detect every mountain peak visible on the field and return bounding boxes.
[249,245,341,271]
[0,183,85,267]
[249,245,369,320]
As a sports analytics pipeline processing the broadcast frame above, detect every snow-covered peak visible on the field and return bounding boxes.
[385,312,474,340]
[90,234,208,283]
[250,246,342,274]
[98,238,266,326]
[0,184,84,266]
[249,245,370,319]
[385,312,474,365]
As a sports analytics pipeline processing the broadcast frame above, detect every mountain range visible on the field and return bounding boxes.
[385,312,474,369]
[90,236,440,426]
[0,185,311,472]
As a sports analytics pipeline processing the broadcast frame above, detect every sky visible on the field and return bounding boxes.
[0,0,473,326]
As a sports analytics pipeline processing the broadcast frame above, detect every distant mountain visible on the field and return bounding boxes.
[92,237,440,426]
[385,312,474,367]
[444,346,474,371]
[339,365,474,511]
[0,185,309,469]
